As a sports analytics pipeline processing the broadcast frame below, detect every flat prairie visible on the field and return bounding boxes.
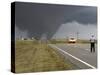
[15,40,78,73]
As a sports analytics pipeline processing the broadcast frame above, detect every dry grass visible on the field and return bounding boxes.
[15,40,78,73]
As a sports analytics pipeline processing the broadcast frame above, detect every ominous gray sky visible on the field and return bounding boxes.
[52,21,97,40]
[15,2,97,39]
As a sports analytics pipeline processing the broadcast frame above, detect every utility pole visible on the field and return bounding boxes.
[76,32,79,40]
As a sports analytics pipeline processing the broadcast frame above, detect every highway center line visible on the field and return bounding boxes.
[85,49,90,51]
[73,45,90,51]
[49,44,96,69]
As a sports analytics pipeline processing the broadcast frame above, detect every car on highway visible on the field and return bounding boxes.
[68,38,77,43]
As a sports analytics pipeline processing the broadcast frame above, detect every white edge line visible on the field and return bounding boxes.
[49,44,96,69]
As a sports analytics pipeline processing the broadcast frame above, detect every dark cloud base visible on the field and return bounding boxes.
[15,2,97,39]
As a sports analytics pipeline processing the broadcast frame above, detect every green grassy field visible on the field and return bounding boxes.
[15,40,79,73]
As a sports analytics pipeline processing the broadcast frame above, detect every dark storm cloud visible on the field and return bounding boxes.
[15,2,97,39]
[64,7,97,24]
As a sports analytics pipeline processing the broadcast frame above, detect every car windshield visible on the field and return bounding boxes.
[71,38,74,40]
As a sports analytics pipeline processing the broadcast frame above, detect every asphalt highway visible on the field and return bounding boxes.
[49,43,97,69]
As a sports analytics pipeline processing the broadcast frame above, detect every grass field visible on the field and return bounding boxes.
[15,40,79,73]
